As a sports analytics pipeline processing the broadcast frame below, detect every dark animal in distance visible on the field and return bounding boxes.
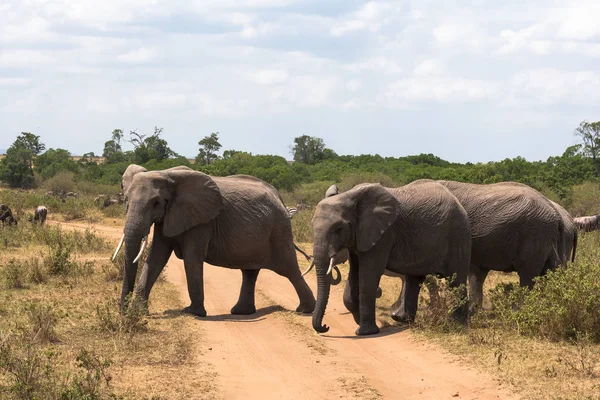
[34,205,48,226]
[0,204,18,226]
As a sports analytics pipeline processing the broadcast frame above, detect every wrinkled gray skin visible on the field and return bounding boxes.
[574,214,600,232]
[119,167,316,316]
[311,181,471,336]
[34,206,47,226]
[549,200,577,263]
[123,164,312,262]
[390,180,566,320]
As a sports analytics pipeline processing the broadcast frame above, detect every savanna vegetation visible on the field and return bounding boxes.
[1,119,600,399]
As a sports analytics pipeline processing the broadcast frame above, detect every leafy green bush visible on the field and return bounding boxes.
[483,233,600,343]
[43,171,75,193]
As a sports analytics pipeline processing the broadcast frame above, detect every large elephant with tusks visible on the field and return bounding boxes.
[112,166,315,316]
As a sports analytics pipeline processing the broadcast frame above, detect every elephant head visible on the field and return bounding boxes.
[311,183,399,333]
[115,169,223,309]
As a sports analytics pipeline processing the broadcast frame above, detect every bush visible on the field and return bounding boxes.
[485,233,600,343]
[415,275,468,333]
[44,171,76,193]
[1,261,26,289]
[27,303,58,344]
[95,297,148,337]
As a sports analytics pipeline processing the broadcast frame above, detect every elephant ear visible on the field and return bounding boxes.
[122,164,147,192]
[325,184,339,198]
[355,184,399,253]
[163,170,223,238]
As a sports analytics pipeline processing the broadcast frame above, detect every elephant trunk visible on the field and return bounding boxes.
[312,242,332,333]
[120,209,148,311]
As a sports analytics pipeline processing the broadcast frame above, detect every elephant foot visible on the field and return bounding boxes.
[295,301,315,314]
[355,323,380,336]
[183,305,207,317]
[231,303,256,315]
[391,310,414,324]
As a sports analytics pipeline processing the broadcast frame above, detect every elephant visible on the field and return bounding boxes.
[310,181,471,336]
[390,180,566,318]
[112,167,316,317]
[574,215,600,233]
[33,205,47,226]
[325,184,339,198]
[119,164,312,262]
[0,204,18,226]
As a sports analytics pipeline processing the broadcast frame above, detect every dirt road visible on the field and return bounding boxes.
[57,220,519,400]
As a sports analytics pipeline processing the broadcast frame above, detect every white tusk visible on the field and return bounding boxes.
[326,257,335,275]
[133,236,147,264]
[111,234,125,262]
[301,260,315,276]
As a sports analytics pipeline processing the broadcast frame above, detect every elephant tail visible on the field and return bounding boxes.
[572,229,578,263]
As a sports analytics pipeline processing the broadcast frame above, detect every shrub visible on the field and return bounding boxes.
[1,261,25,289]
[485,233,600,343]
[415,275,468,333]
[570,182,600,217]
[44,171,75,193]
[27,303,58,344]
[95,297,148,337]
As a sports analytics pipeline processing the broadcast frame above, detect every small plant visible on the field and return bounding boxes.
[60,349,114,399]
[557,333,600,378]
[27,258,47,284]
[95,296,147,337]
[27,303,58,344]
[44,236,76,276]
[415,275,468,333]
[101,262,122,282]
[0,332,58,399]
[1,260,25,289]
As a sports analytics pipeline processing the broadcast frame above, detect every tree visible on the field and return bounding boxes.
[575,120,600,176]
[129,127,177,164]
[0,132,45,187]
[103,129,126,163]
[290,135,328,165]
[196,133,222,165]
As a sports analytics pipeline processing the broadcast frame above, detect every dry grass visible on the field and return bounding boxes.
[0,219,219,399]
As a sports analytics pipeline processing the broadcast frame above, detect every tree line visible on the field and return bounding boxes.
[1,121,599,205]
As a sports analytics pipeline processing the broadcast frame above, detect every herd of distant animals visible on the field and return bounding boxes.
[2,168,600,336]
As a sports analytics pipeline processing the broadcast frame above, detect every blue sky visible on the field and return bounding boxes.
[1,0,599,162]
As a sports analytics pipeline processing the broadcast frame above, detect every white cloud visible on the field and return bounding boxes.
[1,0,599,161]
[250,68,289,85]
[414,60,445,76]
[330,1,399,36]
[117,47,159,64]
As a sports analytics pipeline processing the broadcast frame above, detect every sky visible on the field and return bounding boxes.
[1,0,599,163]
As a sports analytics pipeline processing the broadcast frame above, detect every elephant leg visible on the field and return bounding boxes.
[231,269,260,315]
[391,275,425,324]
[286,269,316,313]
[182,258,207,317]
[135,237,173,305]
[356,260,385,336]
[343,253,360,324]
[468,264,489,314]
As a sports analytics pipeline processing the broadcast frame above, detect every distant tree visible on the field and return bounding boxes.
[129,127,177,164]
[575,120,600,176]
[196,132,222,165]
[222,149,241,160]
[0,132,45,187]
[35,148,79,179]
[103,129,127,163]
[291,135,331,165]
